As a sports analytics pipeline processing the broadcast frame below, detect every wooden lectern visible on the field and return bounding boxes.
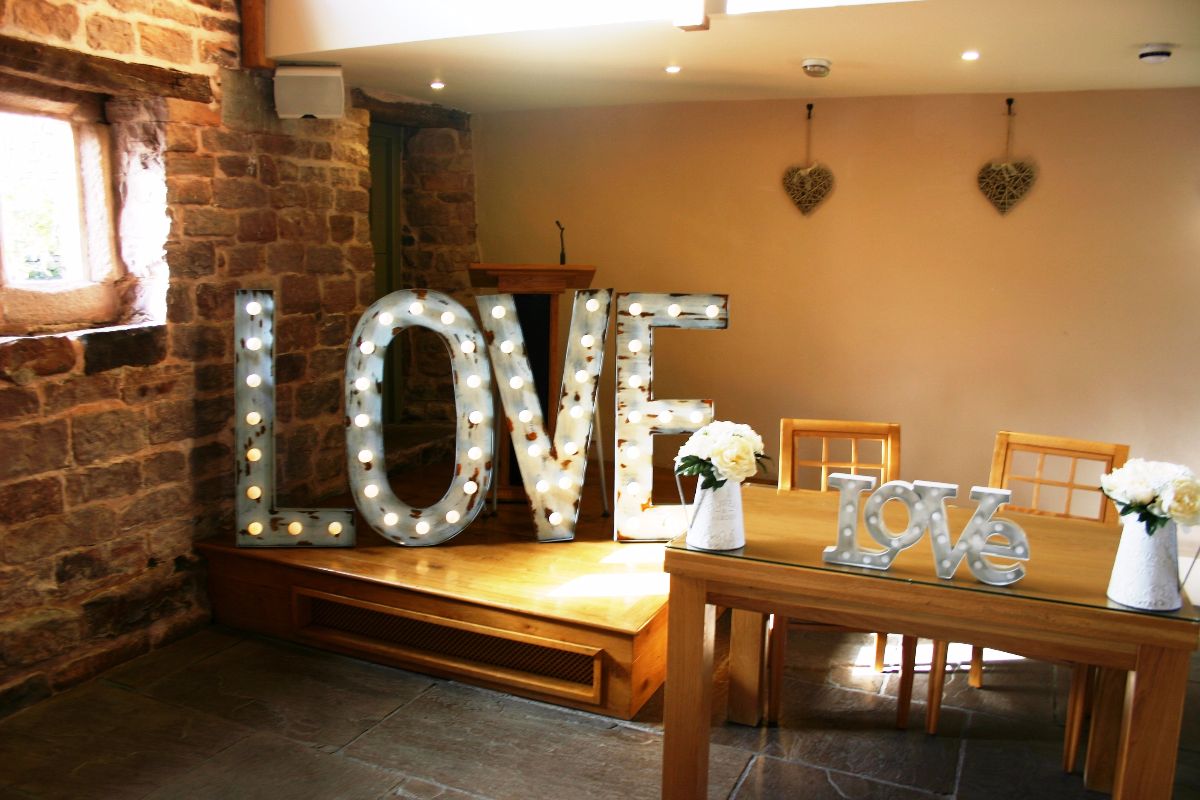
[468,263,596,501]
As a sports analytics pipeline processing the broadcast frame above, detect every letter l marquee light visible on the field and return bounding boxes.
[234,289,355,546]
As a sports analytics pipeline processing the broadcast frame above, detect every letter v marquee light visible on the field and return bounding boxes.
[477,289,612,541]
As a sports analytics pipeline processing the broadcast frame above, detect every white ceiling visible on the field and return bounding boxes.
[268,0,1200,113]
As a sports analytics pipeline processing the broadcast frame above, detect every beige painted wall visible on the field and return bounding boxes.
[473,89,1200,491]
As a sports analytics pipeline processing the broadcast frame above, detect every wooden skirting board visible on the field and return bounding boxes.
[198,467,670,719]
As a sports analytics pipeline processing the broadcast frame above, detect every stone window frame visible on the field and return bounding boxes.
[0,34,213,343]
[0,89,126,336]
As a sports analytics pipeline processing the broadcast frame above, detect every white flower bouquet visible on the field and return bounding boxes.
[1101,458,1200,535]
[674,421,768,490]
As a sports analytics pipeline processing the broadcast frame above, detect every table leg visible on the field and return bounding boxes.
[895,634,917,729]
[727,609,766,726]
[662,574,715,800]
[1112,645,1190,800]
[1084,666,1125,792]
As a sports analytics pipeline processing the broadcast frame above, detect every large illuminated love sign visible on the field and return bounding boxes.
[234,287,729,547]
[823,474,1030,585]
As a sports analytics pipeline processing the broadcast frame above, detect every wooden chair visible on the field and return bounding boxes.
[769,419,917,725]
[920,431,1129,772]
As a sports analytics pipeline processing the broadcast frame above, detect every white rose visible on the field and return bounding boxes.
[1163,477,1200,526]
[710,436,758,482]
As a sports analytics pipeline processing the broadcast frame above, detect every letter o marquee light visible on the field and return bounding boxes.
[344,290,494,545]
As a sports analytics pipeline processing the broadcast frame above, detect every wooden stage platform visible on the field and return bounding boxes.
[197,466,672,719]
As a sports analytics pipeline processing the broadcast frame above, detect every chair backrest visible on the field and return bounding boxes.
[988,431,1129,523]
[778,419,901,492]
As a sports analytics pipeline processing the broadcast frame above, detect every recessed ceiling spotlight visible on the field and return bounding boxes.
[961,50,980,61]
[1138,44,1172,63]
[801,58,831,78]
[430,80,446,90]
[665,65,682,74]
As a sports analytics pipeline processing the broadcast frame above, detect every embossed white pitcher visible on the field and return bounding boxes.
[1106,517,1182,612]
[686,481,745,551]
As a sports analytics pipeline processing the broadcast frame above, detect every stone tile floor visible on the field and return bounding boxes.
[1,622,1198,799]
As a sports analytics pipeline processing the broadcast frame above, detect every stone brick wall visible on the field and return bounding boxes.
[0,1,379,715]
[396,126,478,422]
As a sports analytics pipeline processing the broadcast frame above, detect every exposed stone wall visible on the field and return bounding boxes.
[397,126,478,421]
[0,1,375,715]
[4,0,238,74]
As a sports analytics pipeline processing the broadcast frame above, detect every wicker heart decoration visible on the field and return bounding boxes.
[977,161,1036,214]
[782,164,834,215]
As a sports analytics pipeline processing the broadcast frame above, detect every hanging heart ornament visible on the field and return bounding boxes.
[782,163,834,215]
[977,161,1036,214]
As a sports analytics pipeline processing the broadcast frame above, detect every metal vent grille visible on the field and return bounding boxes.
[308,597,595,686]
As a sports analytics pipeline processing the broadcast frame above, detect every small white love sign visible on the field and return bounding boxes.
[823,473,1030,586]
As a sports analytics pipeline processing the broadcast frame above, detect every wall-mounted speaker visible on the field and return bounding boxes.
[273,65,344,119]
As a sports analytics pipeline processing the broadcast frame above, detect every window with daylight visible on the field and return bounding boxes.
[0,104,124,335]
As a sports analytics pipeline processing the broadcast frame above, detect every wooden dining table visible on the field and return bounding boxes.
[660,484,1200,800]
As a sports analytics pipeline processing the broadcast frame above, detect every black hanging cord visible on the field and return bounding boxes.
[555,220,566,265]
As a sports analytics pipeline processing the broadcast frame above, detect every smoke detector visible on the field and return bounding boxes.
[801,58,832,78]
[1138,44,1172,63]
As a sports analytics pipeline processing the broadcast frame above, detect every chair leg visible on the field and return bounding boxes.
[766,615,787,726]
[925,639,950,735]
[1062,663,1091,773]
[874,631,888,672]
[895,634,917,728]
[968,644,985,688]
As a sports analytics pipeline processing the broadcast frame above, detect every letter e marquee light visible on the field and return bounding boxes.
[614,292,728,542]
[234,289,356,547]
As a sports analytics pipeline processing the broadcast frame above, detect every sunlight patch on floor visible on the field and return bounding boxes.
[852,638,1027,675]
